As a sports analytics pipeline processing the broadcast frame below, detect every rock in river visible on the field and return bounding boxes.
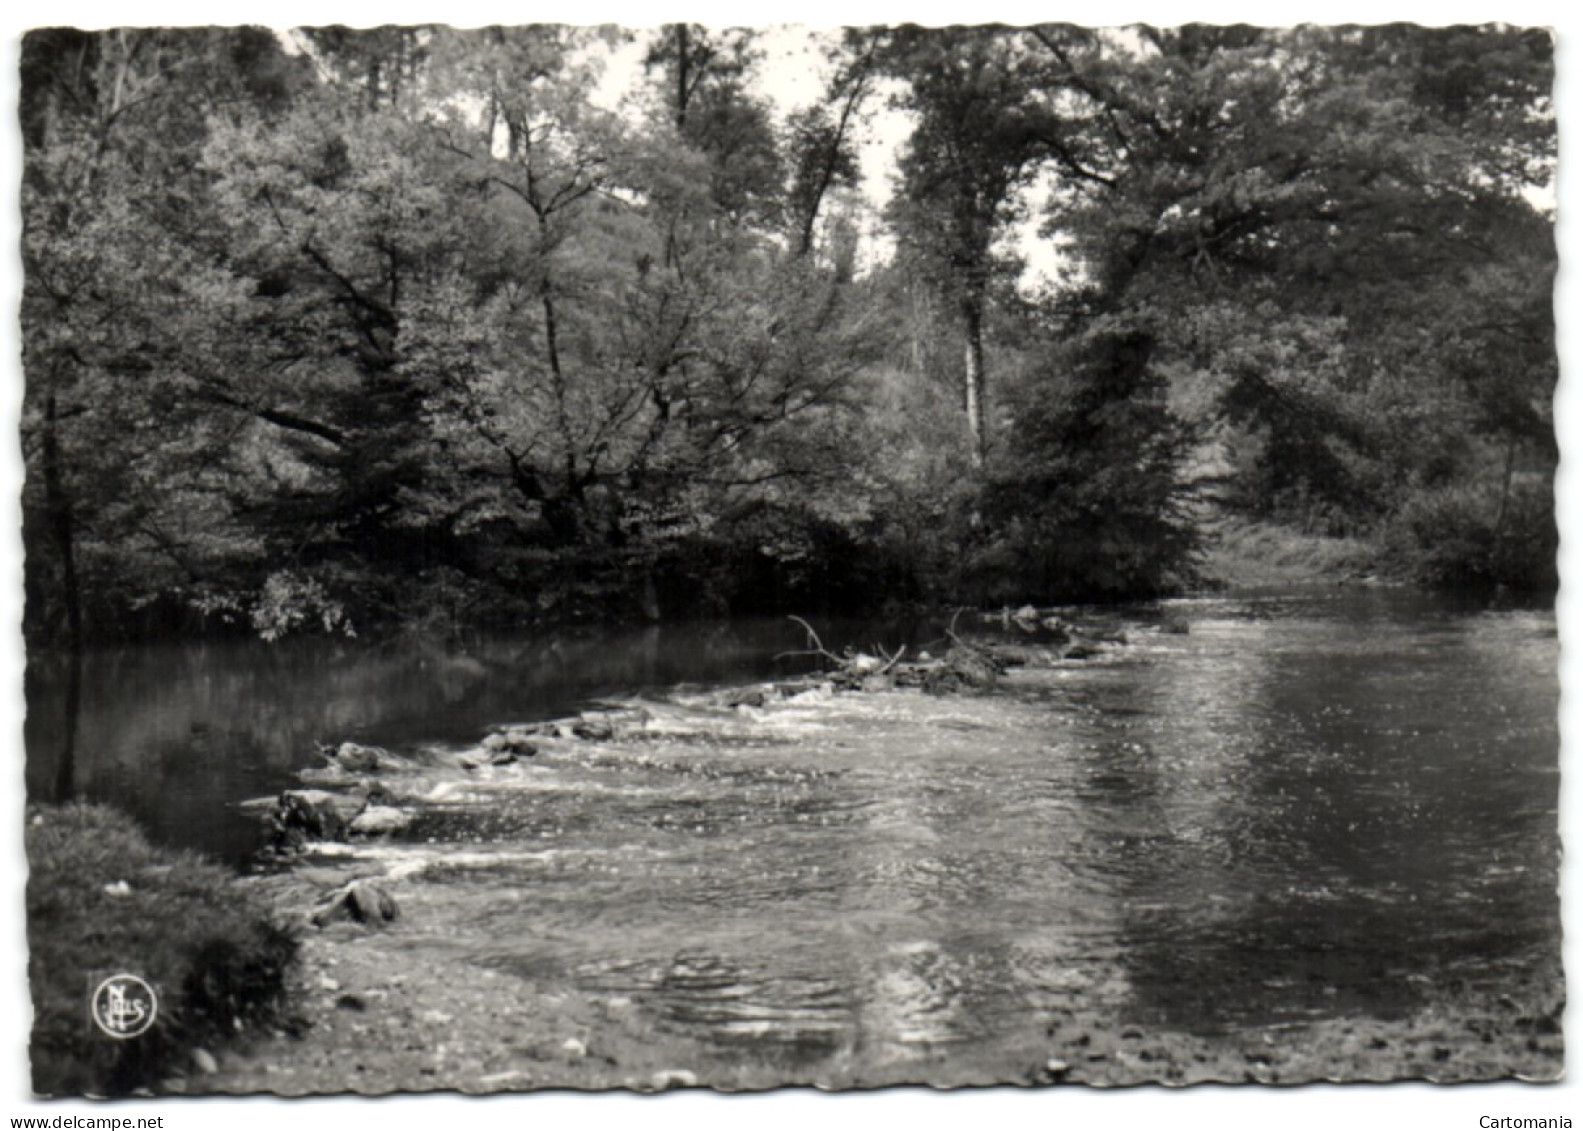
[482,731,538,757]
[271,789,350,845]
[723,686,768,709]
[310,879,400,928]
[334,742,389,773]
[349,805,413,836]
[572,707,652,741]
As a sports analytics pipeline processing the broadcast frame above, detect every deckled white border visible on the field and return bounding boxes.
[1,4,1575,1130]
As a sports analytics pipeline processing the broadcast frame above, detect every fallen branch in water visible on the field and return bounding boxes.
[873,642,907,674]
[758,605,1139,702]
[944,606,970,650]
[777,618,908,681]
[775,615,846,667]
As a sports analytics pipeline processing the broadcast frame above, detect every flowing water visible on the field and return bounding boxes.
[25,588,1562,1084]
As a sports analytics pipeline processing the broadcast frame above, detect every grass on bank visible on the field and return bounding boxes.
[1198,514,1384,590]
[26,802,298,1096]
[1201,477,1557,597]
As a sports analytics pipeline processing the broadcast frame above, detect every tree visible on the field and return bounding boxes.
[881,28,1051,469]
[644,25,784,230]
[20,24,1556,645]
[979,324,1197,600]
[398,27,888,617]
[784,35,875,259]
[1026,24,1555,588]
[21,28,318,647]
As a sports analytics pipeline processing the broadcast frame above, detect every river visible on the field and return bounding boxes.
[24,587,1563,1088]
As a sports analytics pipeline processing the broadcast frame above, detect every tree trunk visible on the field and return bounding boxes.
[674,25,690,130]
[794,69,867,258]
[962,300,987,470]
[1493,434,1518,534]
[41,391,83,655]
[537,211,579,527]
[909,284,927,376]
[40,390,83,800]
[639,566,661,622]
[54,652,81,802]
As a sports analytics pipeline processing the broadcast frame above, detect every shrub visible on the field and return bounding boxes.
[1387,479,1557,595]
[26,803,297,1096]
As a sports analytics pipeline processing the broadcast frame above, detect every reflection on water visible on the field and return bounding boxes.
[23,621,877,861]
[25,589,1561,1069]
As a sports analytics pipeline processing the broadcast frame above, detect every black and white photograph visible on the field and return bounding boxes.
[7,1,1575,1122]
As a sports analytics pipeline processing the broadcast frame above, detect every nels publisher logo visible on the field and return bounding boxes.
[89,974,158,1039]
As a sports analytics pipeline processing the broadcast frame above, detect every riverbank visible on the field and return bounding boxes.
[26,803,297,1096]
[186,602,1563,1093]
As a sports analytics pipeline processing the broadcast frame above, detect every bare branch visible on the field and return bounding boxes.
[775,615,845,668]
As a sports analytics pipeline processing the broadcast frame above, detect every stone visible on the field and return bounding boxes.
[310,879,400,929]
[487,750,519,767]
[348,881,399,923]
[571,717,615,741]
[272,789,349,844]
[297,764,358,787]
[984,643,1061,669]
[477,1070,532,1088]
[349,806,412,836]
[483,731,538,756]
[573,707,651,740]
[649,1069,698,1090]
[335,742,388,773]
[192,1048,219,1075]
[1040,620,1072,645]
[561,1037,587,1060]
[724,687,767,709]
[921,645,1001,695]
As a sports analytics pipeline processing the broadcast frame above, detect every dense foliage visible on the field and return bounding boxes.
[20,24,1556,647]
